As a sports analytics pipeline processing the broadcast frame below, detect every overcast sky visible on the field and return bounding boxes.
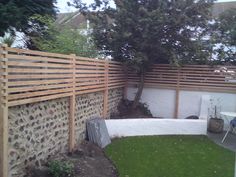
[56,0,236,13]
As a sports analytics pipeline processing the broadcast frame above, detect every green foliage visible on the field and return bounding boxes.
[72,0,215,108]
[106,136,234,177]
[0,0,56,37]
[72,0,214,73]
[48,160,74,177]
[32,15,98,58]
[0,34,15,47]
[218,8,236,47]
[211,8,236,64]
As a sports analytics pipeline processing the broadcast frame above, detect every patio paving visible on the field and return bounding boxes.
[208,131,236,152]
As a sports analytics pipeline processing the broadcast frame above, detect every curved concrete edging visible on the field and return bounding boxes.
[105,119,207,138]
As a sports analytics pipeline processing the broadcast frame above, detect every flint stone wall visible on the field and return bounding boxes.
[8,88,123,177]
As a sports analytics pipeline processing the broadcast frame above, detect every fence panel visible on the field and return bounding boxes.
[0,45,126,176]
[108,61,126,89]
[75,56,106,94]
[128,64,236,93]
[6,47,74,107]
[4,47,126,107]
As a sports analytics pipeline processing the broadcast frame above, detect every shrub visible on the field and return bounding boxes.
[48,160,74,177]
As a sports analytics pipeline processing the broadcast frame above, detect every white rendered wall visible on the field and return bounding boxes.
[178,91,236,119]
[127,87,236,119]
[105,119,207,138]
[127,88,176,118]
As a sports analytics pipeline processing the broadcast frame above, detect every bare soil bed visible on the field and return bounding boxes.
[28,141,118,177]
[111,99,154,119]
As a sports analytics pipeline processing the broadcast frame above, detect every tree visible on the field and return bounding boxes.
[72,0,214,109]
[211,8,236,64]
[32,15,98,58]
[0,0,56,48]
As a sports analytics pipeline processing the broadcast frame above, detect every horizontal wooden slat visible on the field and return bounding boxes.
[75,84,105,91]
[8,92,72,107]
[109,67,123,70]
[76,73,105,77]
[108,82,126,86]
[75,81,105,87]
[153,64,236,68]
[7,74,73,79]
[8,83,72,93]
[75,77,105,81]
[179,82,236,87]
[8,79,73,87]
[76,65,105,69]
[8,68,72,74]
[76,87,105,95]
[109,73,125,77]
[6,47,72,59]
[108,85,125,90]
[7,61,72,68]
[7,54,73,64]
[76,56,106,63]
[129,81,236,93]
[75,60,105,66]
[109,79,125,83]
[75,70,106,74]
[8,88,72,100]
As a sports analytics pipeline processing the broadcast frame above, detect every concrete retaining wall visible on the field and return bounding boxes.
[105,119,207,138]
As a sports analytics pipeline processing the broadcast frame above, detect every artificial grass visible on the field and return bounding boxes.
[105,136,235,177]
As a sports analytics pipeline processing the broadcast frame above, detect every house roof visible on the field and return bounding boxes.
[56,11,86,29]
[212,1,236,17]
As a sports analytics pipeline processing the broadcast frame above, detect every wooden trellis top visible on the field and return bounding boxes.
[0,45,125,107]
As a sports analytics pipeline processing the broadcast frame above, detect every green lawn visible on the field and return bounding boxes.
[105,136,235,177]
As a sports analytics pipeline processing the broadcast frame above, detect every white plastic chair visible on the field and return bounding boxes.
[199,95,210,120]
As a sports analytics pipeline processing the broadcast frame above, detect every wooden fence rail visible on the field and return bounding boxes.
[128,64,236,118]
[0,45,125,177]
[1,45,235,177]
[128,64,236,92]
[4,46,125,107]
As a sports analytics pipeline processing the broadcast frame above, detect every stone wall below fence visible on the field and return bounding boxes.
[74,88,123,145]
[108,88,123,117]
[8,97,70,177]
[74,92,104,144]
[8,88,123,177]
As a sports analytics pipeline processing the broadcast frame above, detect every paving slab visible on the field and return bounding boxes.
[208,131,236,152]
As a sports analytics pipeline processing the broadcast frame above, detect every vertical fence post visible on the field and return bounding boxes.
[69,54,76,153]
[123,65,128,99]
[0,44,9,177]
[103,62,109,119]
[174,69,180,119]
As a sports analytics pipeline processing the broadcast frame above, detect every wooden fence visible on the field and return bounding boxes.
[0,45,125,177]
[128,64,236,118]
[1,44,236,177]
[128,64,236,92]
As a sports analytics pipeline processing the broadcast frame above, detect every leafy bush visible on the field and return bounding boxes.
[48,160,74,177]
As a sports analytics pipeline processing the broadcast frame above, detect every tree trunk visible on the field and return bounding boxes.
[132,72,145,110]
